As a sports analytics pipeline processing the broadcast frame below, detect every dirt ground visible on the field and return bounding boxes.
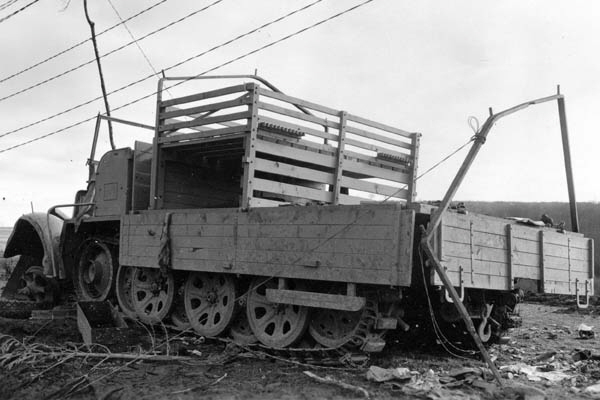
[0,298,599,400]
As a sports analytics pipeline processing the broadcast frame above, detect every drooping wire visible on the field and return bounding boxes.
[0,0,225,103]
[0,0,325,141]
[0,0,170,84]
[0,0,39,24]
[418,249,478,358]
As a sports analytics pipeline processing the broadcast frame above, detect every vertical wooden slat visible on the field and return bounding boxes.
[539,231,546,293]
[589,238,595,285]
[506,224,514,290]
[332,111,348,205]
[437,221,443,261]
[469,221,475,284]
[568,237,572,292]
[407,132,421,203]
[241,83,259,209]
[149,79,164,210]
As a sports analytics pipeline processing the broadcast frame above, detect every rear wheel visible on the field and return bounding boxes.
[246,278,309,348]
[184,272,236,337]
[74,240,116,301]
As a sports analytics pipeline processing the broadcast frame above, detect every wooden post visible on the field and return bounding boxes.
[557,96,580,232]
[241,83,259,209]
[539,231,546,292]
[332,111,347,205]
[407,132,421,203]
[506,224,514,290]
[149,79,164,209]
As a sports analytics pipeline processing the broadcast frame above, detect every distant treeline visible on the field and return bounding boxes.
[460,201,599,294]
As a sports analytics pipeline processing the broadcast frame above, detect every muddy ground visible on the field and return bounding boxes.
[0,298,599,400]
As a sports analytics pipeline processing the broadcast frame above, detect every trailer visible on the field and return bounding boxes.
[2,76,593,355]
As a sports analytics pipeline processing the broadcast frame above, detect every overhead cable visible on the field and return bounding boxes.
[0,0,39,24]
[0,0,373,153]
[0,0,169,84]
[0,0,323,140]
[0,0,223,102]
[0,0,20,12]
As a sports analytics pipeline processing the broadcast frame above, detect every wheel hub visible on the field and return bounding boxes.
[246,278,309,348]
[183,272,237,337]
[131,267,175,324]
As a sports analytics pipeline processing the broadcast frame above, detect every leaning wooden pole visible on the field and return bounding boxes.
[84,0,115,150]
[423,92,566,386]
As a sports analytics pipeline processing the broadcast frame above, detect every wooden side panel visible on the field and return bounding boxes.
[120,204,411,286]
[433,212,593,294]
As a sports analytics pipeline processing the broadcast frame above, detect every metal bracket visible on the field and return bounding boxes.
[444,266,464,303]
[575,279,590,309]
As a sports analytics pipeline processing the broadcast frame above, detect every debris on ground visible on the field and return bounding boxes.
[365,365,414,382]
[578,323,595,339]
[304,370,370,398]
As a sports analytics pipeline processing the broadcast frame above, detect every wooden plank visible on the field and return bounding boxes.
[254,158,334,185]
[257,101,339,130]
[233,249,393,271]
[332,111,347,204]
[255,139,336,168]
[344,158,410,183]
[248,197,288,208]
[544,231,588,247]
[161,83,252,107]
[159,125,248,144]
[346,112,413,138]
[257,87,340,116]
[235,237,394,255]
[443,225,507,250]
[162,97,251,119]
[265,289,366,311]
[345,125,413,149]
[159,111,252,132]
[252,177,333,203]
[344,136,411,157]
[257,115,339,142]
[340,176,408,199]
[396,209,414,287]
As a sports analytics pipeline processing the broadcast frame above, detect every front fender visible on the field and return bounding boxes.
[3,213,64,278]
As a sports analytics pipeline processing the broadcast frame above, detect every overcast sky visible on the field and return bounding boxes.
[0,0,598,226]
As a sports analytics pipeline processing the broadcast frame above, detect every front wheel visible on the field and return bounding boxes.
[74,239,116,301]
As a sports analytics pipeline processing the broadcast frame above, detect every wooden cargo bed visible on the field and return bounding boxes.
[120,204,415,286]
[432,211,594,295]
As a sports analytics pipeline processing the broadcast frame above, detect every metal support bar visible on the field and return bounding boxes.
[575,279,590,309]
